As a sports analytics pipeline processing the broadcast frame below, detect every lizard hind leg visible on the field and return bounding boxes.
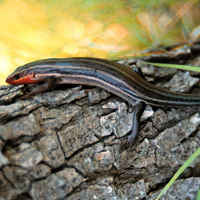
[127,100,146,148]
[126,65,146,147]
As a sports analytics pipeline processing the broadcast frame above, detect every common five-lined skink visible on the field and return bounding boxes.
[6,57,200,145]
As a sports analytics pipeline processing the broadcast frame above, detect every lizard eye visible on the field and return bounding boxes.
[14,74,20,80]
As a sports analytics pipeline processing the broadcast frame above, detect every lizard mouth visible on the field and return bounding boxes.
[6,74,39,85]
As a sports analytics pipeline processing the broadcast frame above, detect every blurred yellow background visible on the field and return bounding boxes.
[0,0,200,85]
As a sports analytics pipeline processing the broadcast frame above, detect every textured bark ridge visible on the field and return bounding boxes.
[1,41,200,200]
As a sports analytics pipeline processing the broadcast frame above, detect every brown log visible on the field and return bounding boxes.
[1,41,200,200]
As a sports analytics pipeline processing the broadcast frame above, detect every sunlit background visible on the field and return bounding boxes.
[0,0,200,85]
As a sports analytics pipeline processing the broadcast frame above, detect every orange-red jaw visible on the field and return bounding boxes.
[6,74,40,85]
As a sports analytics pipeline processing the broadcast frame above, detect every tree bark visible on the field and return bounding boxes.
[1,41,200,200]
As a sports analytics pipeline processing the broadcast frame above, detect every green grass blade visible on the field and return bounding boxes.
[143,61,200,73]
[156,146,200,200]
[197,187,200,200]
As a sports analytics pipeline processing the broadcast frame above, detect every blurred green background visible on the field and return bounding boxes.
[0,0,200,85]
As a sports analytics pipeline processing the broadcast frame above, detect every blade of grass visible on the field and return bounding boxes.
[197,187,200,200]
[156,146,200,200]
[142,61,200,73]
